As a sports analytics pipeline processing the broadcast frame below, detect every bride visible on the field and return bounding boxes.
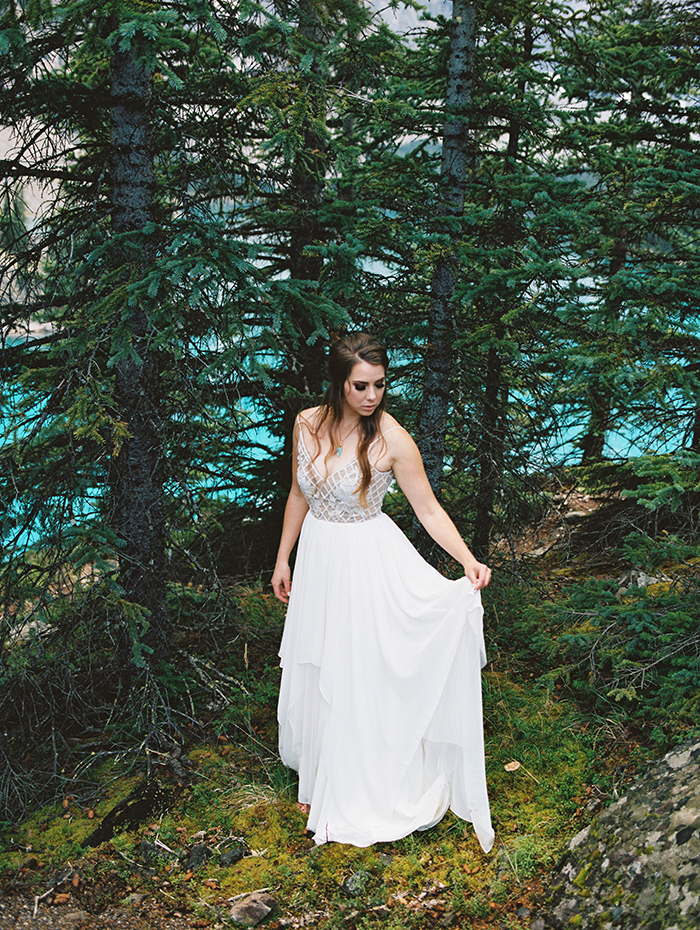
[272,332,494,852]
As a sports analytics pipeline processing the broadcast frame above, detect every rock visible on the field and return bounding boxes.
[63,910,91,926]
[542,740,700,929]
[137,839,169,866]
[342,870,372,897]
[220,844,247,867]
[180,842,216,871]
[97,908,129,923]
[616,568,670,597]
[527,545,552,558]
[230,892,277,926]
[124,892,147,907]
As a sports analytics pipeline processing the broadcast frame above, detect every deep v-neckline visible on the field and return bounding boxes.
[299,431,361,482]
[299,429,394,482]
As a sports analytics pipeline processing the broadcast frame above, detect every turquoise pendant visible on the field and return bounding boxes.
[335,446,342,457]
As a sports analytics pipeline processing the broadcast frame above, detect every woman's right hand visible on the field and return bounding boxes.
[463,558,492,591]
[272,562,292,603]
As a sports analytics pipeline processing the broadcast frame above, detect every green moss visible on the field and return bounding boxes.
[572,862,593,889]
[1,674,595,928]
[0,579,624,930]
[611,884,626,905]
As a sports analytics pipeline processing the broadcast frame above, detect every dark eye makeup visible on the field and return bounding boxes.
[353,381,385,390]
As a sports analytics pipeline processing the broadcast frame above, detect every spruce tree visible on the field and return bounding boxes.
[412,0,586,558]
[412,0,477,563]
[0,0,284,814]
[556,0,700,466]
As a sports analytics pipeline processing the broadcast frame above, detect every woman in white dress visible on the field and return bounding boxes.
[271,333,494,852]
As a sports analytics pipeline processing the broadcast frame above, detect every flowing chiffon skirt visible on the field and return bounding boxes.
[277,511,494,852]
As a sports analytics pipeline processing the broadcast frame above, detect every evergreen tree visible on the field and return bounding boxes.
[412,0,477,563]
[232,0,412,499]
[412,0,585,558]
[1,0,268,669]
[0,0,289,816]
[108,17,168,661]
[0,0,416,814]
[556,0,700,465]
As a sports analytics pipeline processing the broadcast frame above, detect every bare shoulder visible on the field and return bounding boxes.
[298,406,323,430]
[379,414,419,458]
[379,411,405,433]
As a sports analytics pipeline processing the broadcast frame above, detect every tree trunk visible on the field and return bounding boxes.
[286,1,328,403]
[109,41,169,664]
[414,0,476,563]
[469,20,533,560]
[472,346,506,559]
[275,0,331,493]
[691,405,700,452]
[579,392,610,463]
[580,242,626,465]
[580,77,640,468]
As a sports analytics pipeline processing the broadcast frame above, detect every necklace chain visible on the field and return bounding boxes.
[335,422,359,457]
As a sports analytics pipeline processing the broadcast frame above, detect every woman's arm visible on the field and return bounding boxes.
[272,420,310,603]
[389,426,491,590]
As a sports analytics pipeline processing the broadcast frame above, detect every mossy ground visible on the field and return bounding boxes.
[0,677,597,927]
[0,562,675,928]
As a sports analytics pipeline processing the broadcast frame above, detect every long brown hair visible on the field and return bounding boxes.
[310,333,389,504]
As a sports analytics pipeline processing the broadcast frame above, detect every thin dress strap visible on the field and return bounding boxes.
[367,424,405,471]
[297,415,403,434]
[372,424,406,447]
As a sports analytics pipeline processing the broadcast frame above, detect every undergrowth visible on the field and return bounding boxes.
[0,673,595,929]
[488,533,700,758]
[2,517,700,927]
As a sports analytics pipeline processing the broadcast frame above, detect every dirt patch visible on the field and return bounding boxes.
[0,892,209,930]
[495,485,614,562]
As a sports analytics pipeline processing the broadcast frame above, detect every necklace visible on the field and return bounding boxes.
[335,423,358,457]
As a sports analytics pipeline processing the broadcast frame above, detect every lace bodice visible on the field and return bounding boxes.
[297,427,394,523]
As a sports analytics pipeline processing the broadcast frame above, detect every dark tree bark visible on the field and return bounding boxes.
[414,0,476,562]
[472,346,507,559]
[691,409,700,452]
[285,1,329,405]
[271,0,332,505]
[580,81,640,467]
[689,363,700,451]
[579,392,611,463]
[580,242,626,465]
[109,41,169,664]
[470,20,532,560]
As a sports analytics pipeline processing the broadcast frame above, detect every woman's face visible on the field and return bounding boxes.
[343,360,386,418]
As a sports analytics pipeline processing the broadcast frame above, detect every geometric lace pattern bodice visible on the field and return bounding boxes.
[297,427,394,523]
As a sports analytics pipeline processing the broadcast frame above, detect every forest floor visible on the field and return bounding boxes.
[0,487,654,930]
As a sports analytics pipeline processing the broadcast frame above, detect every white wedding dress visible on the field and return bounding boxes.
[277,424,494,852]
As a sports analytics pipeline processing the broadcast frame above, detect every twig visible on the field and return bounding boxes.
[154,835,178,856]
[33,861,75,916]
[228,887,271,902]
[521,766,540,784]
[116,850,142,869]
[33,887,55,917]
